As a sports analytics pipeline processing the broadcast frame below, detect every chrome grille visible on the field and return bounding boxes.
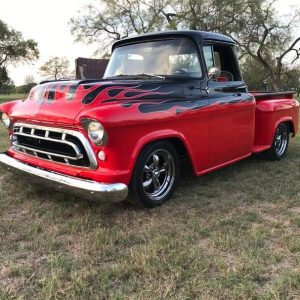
[12,123,98,169]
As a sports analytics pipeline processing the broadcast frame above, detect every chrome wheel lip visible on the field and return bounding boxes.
[142,149,175,201]
[274,124,288,156]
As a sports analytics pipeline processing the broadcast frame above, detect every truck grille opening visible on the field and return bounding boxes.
[12,124,98,169]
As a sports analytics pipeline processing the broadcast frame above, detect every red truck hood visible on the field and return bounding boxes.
[8,80,179,126]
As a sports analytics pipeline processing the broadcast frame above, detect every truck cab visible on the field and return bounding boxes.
[0,30,299,207]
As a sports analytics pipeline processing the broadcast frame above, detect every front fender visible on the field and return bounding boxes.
[0,100,23,114]
[129,129,197,177]
[0,100,24,132]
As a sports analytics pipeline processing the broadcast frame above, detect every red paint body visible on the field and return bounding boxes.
[0,85,298,186]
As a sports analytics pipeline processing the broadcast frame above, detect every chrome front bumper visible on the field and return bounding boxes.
[0,153,128,202]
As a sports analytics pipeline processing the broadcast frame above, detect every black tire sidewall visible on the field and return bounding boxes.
[129,141,180,207]
[270,123,289,160]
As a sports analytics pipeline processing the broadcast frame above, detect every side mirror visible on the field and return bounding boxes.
[208,67,221,80]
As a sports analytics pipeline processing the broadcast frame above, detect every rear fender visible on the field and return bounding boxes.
[274,116,296,138]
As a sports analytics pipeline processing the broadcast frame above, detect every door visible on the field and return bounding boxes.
[203,44,256,168]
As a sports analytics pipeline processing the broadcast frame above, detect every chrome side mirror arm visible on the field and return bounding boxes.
[208,67,221,80]
[203,67,221,95]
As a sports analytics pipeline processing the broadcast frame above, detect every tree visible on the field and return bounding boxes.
[280,67,300,91]
[0,66,10,87]
[24,75,35,85]
[40,57,71,80]
[241,57,270,91]
[70,0,175,52]
[0,19,39,86]
[23,75,37,94]
[0,79,15,95]
[71,0,300,91]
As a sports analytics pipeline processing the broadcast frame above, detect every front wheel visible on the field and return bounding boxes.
[265,122,290,160]
[128,141,180,208]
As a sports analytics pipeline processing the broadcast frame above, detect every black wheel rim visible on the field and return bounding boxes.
[274,124,288,156]
[142,149,175,201]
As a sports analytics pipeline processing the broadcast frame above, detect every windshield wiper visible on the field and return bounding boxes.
[135,73,165,80]
[105,74,130,79]
[106,73,165,80]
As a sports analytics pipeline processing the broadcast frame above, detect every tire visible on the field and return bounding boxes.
[128,141,180,208]
[265,122,290,160]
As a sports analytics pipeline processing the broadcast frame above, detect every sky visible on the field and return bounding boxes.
[0,0,299,86]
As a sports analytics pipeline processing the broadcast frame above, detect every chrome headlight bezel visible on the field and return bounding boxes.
[0,112,11,128]
[81,118,108,146]
[88,121,105,145]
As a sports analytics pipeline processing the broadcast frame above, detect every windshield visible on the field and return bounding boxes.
[104,38,202,78]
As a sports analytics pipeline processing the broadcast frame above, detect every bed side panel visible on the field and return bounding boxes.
[253,96,299,152]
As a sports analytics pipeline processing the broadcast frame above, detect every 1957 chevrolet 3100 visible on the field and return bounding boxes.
[0,30,299,207]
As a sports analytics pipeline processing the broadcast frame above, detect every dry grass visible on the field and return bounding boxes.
[0,98,299,299]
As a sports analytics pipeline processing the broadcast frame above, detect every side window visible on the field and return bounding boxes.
[203,45,214,70]
[203,44,242,82]
[213,51,221,70]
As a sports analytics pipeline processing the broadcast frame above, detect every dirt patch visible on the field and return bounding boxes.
[0,265,13,279]
[4,207,30,221]
[269,258,300,280]
[289,206,300,215]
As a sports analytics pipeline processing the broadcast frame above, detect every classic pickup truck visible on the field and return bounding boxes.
[0,30,299,207]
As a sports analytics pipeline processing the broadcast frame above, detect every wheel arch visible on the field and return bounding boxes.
[274,117,296,137]
[129,130,197,179]
[286,120,296,137]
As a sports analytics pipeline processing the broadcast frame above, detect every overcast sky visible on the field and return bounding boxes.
[0,0,299,85]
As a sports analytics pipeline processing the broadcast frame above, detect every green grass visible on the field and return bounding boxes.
[0,98,299,299]
[0,93,25,104]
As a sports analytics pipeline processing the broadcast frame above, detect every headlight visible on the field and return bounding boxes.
[88,121,104,144]
[1,112,11,128]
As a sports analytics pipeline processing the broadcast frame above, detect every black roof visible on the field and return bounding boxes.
[112,30,234,50]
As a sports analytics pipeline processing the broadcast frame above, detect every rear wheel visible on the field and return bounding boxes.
[265,122,290,160]
[128,141,179,207]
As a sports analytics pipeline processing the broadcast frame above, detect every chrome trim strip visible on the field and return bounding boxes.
[0,153,128,202]
[12,143,83,160]
[13,131,82,158]
[13,123,98,170]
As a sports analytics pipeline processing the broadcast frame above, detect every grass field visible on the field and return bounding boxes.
[0,94,25,104]
[0,97,299,299]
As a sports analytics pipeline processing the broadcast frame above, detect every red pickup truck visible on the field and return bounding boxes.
[0,31,299,207]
